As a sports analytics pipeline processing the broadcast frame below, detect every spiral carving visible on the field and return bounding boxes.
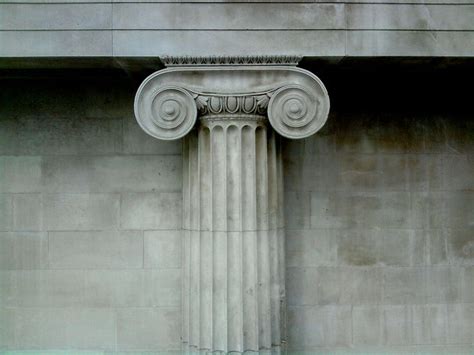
[135,85,197,140]
[268,84,329,139]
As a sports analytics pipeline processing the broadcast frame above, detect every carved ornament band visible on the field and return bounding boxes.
[134,65,330,140]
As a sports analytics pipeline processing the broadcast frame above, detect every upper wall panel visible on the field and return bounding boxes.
[0,1,473,58]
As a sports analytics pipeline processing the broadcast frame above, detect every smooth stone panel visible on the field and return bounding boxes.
[48,230,143,269]
[14,307,115,350]
[0,194,12,231]
[0,232,48,270]
[113,3,344,30]
[7,270,85,307]
[0,118,122,155]
[0,157,42,193]
[82,269,181,307]
[0,30,112,57]
[13,194,43,231]
[347,31,474,57]
[287,305,352,349]
[446,304,474,344]
[144,230,182,268]
[113,30,345,57]
[44,193,119,230]
[121,192,181,230]
[123,115,182,155]
[0,4,111,30]
[116,307,181,351]
[42,156,182,193]
[346,4,474,30]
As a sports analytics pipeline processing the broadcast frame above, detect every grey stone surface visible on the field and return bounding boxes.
[0,117,123,155]
[44,193,119,230]
[13,194,43,231]
[48,231,143,269]
[14,307,116,349]
[0,194,12,231]
[1,75,474,352]
[1,2,474,58]
[42,155,181,193]
[0,232,48,270]
[0,156,42,193]
[121,192,181,230]
[116,307,181,351]
[287,305,352,349]
[144,230,182,268]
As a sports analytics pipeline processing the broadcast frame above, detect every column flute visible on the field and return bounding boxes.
[134,56,330,354]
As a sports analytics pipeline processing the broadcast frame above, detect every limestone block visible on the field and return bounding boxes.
[383,267,462,304]
[113,3,344,30]
[287,305,352,349]
[347,31,474,57]
[0,30,112,57]
[463,266,474,303]
[444,192,474,227]
[0,308,15,349]
[407,155,444,192]
[286,229,337,267]
[44,193,119,230]
[13,194,42,231]
[383,305,412,345]
[285,191,311,230]
[0,156,42,193]
[311,191,418,229]
[83,270,145,307]
[0,194,12,231]
[412,304,447,345]
[352,306,383,346]
[446,228,474,264]
[0,118,122,155]
[0,232,48,270]
[287,267,382,306]
[346,4,474,31]
[443,154,474,191]
[123,115,182,155]
[120,192,181,230]
[144,269,181,307]
[144,230,182,268]
[9,270,85,307]
[116,307,181,351]
[14,308,115,349]
[113,30,345,57]
[48,230,143,269]
[446,304,474,344]
[383,268,426,304]
[0,3,111,30]
[42,155,181,193]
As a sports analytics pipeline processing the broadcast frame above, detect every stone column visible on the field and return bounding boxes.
[134,57,330,354]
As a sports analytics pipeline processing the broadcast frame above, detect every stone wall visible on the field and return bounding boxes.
[0,64,473,352]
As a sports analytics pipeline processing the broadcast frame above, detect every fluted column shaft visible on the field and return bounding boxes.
[182,116,286,353]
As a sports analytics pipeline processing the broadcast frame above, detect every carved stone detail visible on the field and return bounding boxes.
[268,84,329,139]
[133,61,330,354]
[134,85,197,140]
[162,55,302,67]
[190,89,274,118]
[134,66,330,140]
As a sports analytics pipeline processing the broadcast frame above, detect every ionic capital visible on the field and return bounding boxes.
[134,57,330,140]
